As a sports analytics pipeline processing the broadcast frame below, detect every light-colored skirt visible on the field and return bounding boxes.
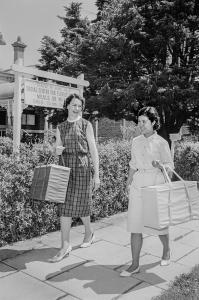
[127,168,169,235]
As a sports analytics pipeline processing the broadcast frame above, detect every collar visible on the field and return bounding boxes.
[142,131,157,141]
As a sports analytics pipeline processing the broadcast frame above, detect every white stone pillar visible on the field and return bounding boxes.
[95,119,99,143]
[44,113,49,142]
[13,72,22,154]
[169,132,182,159]
[77,73,84,98]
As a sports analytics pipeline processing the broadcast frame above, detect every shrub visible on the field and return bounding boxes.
[91,140,131,219]
[120,123,141,141]
[0,137,199,246]
[0,139,58,246]
[0,137,131,246]
[153,264,199,299]
[0,137,13,156]
[174,141,199,181]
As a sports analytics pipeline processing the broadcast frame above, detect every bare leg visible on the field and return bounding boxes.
[48,216,72,262]
[159,234,170,259]
[127,233,143,272]
[81,216,93,242]
[60,216,72,248]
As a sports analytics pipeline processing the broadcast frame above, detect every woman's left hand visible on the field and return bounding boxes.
[93,175,100,191]
[152,160,163,170]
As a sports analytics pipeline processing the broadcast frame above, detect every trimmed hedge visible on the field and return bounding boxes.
[0,138,130,246]
[91,140,130,219]
[174,141,199,181]
[0,138,198,246]
[0,141,58,246]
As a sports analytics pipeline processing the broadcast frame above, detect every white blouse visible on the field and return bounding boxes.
[129,132,174,171]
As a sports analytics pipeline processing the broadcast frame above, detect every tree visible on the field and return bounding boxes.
[38,2,92,124]
[38,0,199,139]
[95,0,111,21]
[79,0,199,139]
[38,2,91,77]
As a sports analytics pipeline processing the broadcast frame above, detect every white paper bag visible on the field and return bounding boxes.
[142,166,199,230]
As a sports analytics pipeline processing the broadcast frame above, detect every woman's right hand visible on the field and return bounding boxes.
[56,146,65,156]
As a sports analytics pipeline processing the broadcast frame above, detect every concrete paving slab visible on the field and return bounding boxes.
[118,281,163,300]
[4,246,86,281]
[72,240,132,270]
[176,248,199,267]
[1,211,199,300]
[0,238,45,261]
[59,295,80,300]
[175,220,199,231]
[40,229,85,249]
[176,231,199,247]
[129,254,191,290]
[94,225,130,246]
[47,260,141,300]
[0,271,66,300]
[0,262,17,278]
[142,235,196,261]
[169,226,192,241]
[101,212,128,229]
[73,220,111,234]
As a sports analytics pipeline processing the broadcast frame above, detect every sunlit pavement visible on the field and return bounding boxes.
[0,212,198,300]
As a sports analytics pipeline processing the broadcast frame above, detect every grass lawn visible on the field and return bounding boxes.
[153,264,199,299]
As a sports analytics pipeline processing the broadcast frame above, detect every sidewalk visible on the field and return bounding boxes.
[0,212,199,300]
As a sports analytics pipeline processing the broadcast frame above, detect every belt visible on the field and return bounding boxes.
[137,168,159,172]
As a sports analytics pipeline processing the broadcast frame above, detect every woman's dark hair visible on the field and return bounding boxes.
[138,106,160,130]
[63,93,85,110]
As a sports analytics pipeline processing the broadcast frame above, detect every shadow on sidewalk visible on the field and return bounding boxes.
[0,247,166,296]
[46,261,165,295]
[0,249,29,262]
[0,247,165,295]
[0,247,60,270]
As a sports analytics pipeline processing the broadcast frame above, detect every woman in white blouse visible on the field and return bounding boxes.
[120,106,174,277]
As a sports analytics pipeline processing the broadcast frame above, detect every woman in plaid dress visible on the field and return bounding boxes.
[49,94,100,263]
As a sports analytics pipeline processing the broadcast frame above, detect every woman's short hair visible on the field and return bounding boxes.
[63,93,85,110]
[138,106,160,130]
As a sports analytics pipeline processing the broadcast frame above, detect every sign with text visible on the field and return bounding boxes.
[24,79,80,108]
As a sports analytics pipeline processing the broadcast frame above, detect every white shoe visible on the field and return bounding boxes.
[160,258,170,266]
[160,251,171,266]
[80,233,95,248]
[48,245,72,263]
[120,266,140,277]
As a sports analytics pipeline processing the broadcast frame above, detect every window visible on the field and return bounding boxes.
[0,110,6,125]
[22,114,35,125]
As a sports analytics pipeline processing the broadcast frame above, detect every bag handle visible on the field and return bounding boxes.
[161,165,185,184]
[46,154,65,167]
[160,164,192,221]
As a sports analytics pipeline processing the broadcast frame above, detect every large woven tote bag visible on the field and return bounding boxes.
[30,155,70,204]
[142,166,199,230]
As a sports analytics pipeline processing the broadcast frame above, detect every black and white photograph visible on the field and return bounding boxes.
[0,1,199,299]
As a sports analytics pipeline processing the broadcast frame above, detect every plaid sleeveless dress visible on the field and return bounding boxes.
[58,118,92,217]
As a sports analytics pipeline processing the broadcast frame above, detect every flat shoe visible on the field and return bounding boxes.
[120,266,140,277]
[80,233,95,248]
[48,245,72,263]
[160,258,170,266]
[160,251,171,266]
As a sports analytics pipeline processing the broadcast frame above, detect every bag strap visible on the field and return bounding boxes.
[46,154,65,167]
[163,165,185,183]
[161,164,192,219]
[60,154,65,167]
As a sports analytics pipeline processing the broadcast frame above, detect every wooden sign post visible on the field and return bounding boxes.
[11,64,89,155]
